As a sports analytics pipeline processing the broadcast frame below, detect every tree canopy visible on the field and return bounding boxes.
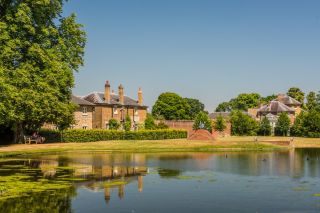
[287,87,305,104]
[184,98,205,119]
[152,92,207,120]
[0,0,86,143]
[215,93,267,112]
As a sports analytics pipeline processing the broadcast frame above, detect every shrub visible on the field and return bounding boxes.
[157,121,169,129]
[108,119,120,130]
[40,129,188,142]
[123,115,132,131]
[144,114,156,130]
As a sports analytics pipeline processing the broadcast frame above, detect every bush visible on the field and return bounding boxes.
[40,129,188,142]
[123,115,132,131]
[144,114,156,130]
[108,119,120,130]
[156,121,169,129]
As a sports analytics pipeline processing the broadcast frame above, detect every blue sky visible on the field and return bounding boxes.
[64,0,320,111]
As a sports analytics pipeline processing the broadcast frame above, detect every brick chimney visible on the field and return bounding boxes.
[138,87,143,106]
[118,84,124,105]
[104,80,111,103]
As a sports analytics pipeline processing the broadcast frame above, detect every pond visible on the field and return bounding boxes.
[0,149,320,213]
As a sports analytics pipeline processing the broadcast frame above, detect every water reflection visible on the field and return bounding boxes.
[0,148,320,212]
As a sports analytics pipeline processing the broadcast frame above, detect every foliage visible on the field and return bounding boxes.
[230,93,261,111]
[260,95,277,105]
[275,113,291,136]
[215,93,275,112]
[306,91,317,111]
[152,92,191,120]
[0,0,86,143]
[215,102,232,112]
[290,112,306,137]
[156,122,169,129]
[193,112,212,132]
[213,115,226,133]
[258,117,272,136]
[184,98,205,119]
[123,115,132,131]
[108,119,120,130]
[230,111,258,136]
[39,129,188,142]
[144,114,157,130]
[287,87,305,104]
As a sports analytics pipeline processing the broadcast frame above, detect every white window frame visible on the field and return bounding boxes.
[113,107,118,115]
[82,106,88,116]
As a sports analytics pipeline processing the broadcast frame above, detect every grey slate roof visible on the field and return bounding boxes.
[275,94,301,106]
[71,95,94,106]
[83,92,147,107]
[258,101,295,114]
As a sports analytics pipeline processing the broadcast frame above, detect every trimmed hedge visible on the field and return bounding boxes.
[40,129,188,143]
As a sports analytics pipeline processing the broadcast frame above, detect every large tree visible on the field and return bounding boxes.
[0,0,86,143]
[152,92,191,120]
[287,87,305,104]
[230,93,261,111]
[184,98,205,119]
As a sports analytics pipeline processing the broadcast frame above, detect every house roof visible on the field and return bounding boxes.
[275,94,301,106]
[83,92,147,108]
[71,95,94,106]
[258,101,295,114]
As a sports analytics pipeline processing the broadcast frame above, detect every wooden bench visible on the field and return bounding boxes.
[24,136,38,144]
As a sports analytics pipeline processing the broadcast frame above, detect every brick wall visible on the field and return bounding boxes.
[158,120,232,137]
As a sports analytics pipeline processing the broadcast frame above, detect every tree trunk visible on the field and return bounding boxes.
[14,123,24,144]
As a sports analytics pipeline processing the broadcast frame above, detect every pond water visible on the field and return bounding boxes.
[1,149,320,213]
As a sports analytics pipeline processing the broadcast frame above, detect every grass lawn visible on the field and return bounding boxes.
[0,136,319,157]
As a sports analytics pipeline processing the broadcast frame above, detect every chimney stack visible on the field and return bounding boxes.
[118,84,124,105]
[104,80,111,103]
[138,87,143,105]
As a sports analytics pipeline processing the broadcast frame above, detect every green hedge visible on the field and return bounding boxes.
[40,129,188,143]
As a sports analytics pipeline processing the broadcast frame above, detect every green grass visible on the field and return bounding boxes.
[0,139,287,158]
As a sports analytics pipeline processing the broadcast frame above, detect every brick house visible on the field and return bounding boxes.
[71,95,95,129]
[82,81,148,129]
[248,94,302,134]
[43,95,95,130]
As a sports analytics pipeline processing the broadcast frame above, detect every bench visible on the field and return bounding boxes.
[24,136,38,144]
